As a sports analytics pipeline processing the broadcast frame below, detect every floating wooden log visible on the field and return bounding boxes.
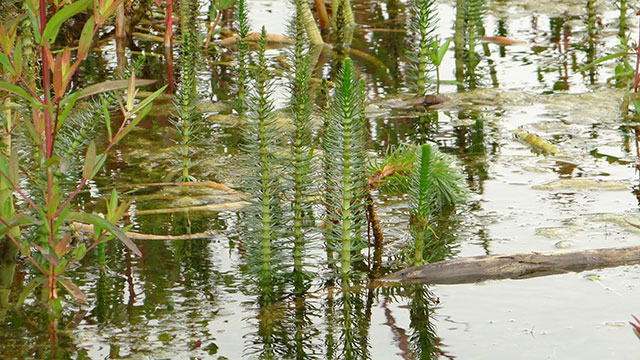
[380,246,640,285]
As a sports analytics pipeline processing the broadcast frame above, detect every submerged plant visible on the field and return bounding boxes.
[409,144,467,265]
[324,57,368,278]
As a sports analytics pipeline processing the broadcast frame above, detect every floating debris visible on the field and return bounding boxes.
[514,129,558,155]
[533,179,629,191]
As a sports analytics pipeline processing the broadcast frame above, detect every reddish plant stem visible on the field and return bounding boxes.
[204,11,223,49]
[54,121,129,218]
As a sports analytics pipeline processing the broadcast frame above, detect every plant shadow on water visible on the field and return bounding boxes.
[3,0,640,358]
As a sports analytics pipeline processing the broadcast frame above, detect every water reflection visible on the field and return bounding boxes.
[2,0,637,357]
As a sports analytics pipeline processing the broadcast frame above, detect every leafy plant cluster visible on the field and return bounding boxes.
[235,0,469,294]
[0,0,165,313]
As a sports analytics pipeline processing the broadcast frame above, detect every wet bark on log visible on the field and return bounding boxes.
[380,246,640,285]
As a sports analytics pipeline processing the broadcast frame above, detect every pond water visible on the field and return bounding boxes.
[3,0,640,358]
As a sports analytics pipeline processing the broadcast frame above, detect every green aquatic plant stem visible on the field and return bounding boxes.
[170,0,202,182]
[239,27,282,289]
[288,3,314,284]
[324,58,367,277]
[408,0,437,96]
[256,29,274,281]
[234,0,251,116]
[411,145,432,265]
[408,144,467,264]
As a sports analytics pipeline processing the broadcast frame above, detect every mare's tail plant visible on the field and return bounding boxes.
[241,28,284,298]
[409,144,467,265]
[465,0,487,67]
[169,0,205,182]
[407,0,438,96]
[287,2,315,290]
[324,58,368,279]
[234,0,252,116]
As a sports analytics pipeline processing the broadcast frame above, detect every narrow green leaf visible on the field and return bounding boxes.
[68,212,142,257]
[0,214,39,238]
[16,277,44,307]
[437,38,451,65]
[0,53,16,75]
[126,74,136,111]
[90,153,107,178]
[76,79,156,99]
[42,0,92,44]
[129,85,167,116]
[35,244,60,266]
[109,188,117,216]
[13,38,22,75]
[58,91,81,129]
[74,242,87,261]
[121,103,150,138]
[102,97,112,141]
[26,12,41,44]
[58,277,88,302]
[83,140,96,179]
[576,52,628,73]
[77,19,95,60]
[0,81,33,103]
[9,148,18,184]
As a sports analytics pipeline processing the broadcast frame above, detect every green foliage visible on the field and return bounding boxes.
[0,1,164,311]
[233,0,252,116]
[286,2,315,290]
[408,144,467,265]
[241,28,285,292]
[323,58,368,278]
[406,0,438,95]
[367,144,417,193]
[169,0,205,182]
[464,0,487,63]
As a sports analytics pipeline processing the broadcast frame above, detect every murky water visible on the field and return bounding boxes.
[2,0,640,358]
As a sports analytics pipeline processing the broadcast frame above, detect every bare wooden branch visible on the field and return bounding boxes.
[379,246,640,285]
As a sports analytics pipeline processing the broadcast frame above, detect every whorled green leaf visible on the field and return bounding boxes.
[67,212,142,257]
